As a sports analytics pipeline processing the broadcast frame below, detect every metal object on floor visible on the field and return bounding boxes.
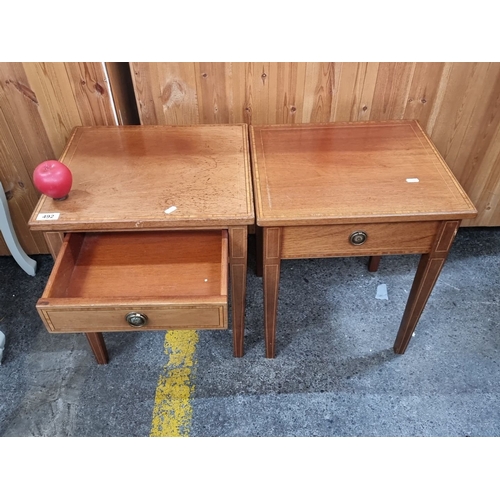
[1,181,37,276]
[0,330,5,364]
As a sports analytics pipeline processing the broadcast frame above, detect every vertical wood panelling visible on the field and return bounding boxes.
[437,64,500,184]
[195,62,233,124]
[461,124,500,227]
[302,62,336,123]
[272,62,307,124]
[429,63,487,166]
[23,63,83,154]
[156,62,199,125]
[403,62,446,129]
[0,62,123,255]
[64,63,116,126]
[0,62,57,255]
[251,62,272,124]
[370,62,416,120]
[333,62,380,121]
[228,63,246,124]
[129,62,160,125]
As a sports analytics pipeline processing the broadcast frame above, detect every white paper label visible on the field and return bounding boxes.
[164,206,177,214]
[406,178,420,183]
[36,212,60,221]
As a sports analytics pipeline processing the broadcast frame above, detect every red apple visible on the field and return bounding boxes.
[33,160,73,200]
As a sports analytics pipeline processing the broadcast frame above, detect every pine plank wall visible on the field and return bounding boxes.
[1,62,499,256]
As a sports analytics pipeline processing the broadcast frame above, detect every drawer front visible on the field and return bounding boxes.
[281,221,440,258]
[37,302,228,333]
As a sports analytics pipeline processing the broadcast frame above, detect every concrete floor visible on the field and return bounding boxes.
[1,227,499,437]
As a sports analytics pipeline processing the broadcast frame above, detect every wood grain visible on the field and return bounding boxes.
[302,62,337,123]
[394,220,461,353]
[263,227,282,358]
[250,121,477,226]
[229,226,248,357]
[280,222,440,258]
[29,125,254,232]
[84,332,109,364]
[129,62,500,226]
[334,62,380,121]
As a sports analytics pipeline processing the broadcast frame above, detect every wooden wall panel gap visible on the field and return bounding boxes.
[230,63,246,124]
[105,62,140,126]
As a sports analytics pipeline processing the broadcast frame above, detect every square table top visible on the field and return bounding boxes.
[30,125,254,232]
[250,120,477,226]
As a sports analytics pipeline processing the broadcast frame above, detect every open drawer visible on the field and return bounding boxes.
[37,230,228,333]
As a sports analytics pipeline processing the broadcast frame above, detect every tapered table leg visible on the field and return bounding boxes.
[229,226,248,357]
[368,256,381,272]
[263,227,282,358]
[394,221,460,354]
[85,332,109,364]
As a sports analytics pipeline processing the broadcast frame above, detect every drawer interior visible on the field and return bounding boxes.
[43,230,228,300]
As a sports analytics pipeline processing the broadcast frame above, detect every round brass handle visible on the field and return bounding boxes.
[350,231,367,246]
[125,312,148,328]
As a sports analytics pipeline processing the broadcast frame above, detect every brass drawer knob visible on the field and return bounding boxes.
[125,312,148,327]
[350,231,367,246]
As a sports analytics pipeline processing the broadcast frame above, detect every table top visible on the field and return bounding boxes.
[250,120,477,226]
[30,125,254,232]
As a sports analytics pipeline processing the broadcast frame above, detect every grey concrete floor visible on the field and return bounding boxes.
[1,227,499,437]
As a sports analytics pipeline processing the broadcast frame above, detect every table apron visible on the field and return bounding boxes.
[280,221,441,258]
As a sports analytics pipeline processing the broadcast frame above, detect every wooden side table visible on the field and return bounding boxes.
[29,125,254,364]
[250,120,477,358]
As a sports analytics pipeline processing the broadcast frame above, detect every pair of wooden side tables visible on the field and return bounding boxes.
[29,121,477,364]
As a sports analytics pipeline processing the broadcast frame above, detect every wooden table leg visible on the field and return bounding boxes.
[44,231,64,260]
[368,256,381,272]
[263,227,282,358]
[229,226,248,357]
[85,332,109,364]
[256,226,263,277]
[394,220,460,354]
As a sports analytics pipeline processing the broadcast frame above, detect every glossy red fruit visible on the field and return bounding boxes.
[33,160,72,200]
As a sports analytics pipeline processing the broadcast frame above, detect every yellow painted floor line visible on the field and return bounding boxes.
[150,329,199,437]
